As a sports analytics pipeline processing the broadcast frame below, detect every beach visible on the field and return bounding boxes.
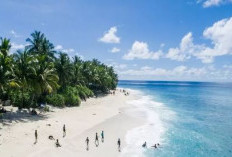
[0,89,145,157]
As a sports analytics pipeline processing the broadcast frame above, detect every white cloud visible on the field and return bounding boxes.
[10,42,26,53]
[123,41,163,60]
[10,30,20,38]
[55,45,75,54]
[166,32,195,61]
[201,0,232,7]
[166,16,232,63]
[107,62,127,70]
[110,47,120,53]
[119,65,231,81]
[99,27,120,44]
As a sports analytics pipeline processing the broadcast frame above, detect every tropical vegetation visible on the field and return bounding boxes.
[0,31,118,109]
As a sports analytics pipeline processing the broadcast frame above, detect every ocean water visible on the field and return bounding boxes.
[118,80,232,157]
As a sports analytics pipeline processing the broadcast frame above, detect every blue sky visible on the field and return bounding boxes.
[0,0,232,81]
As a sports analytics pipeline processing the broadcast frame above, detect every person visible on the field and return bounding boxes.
[142,141,147,148]
[95,132,99,146]
[151,144,157,149]
[117,138,121,152]
[101,130,104,142]
[55,139,61,147]
[48,135,55,140]
[86,137,89,151]
[34,130,38,144]
[63,124,66,137]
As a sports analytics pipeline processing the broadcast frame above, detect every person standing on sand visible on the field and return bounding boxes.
[95,132,99,146]
[117,138,121,152]
[86,137,89,151]
[63,124,66,137]
[101,130,104,142]
[34,130,38,144]
[55,139,61,147]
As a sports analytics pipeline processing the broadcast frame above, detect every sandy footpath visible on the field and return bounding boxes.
[0,90,145,157]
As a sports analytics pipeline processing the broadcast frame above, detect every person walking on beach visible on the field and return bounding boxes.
[117,138,121,152]
[86,137,89,151]
[101,130,104,142]
[34,130,38,144]
[55,139,61,147]
[63,124,66,137]
[95,132,99,146]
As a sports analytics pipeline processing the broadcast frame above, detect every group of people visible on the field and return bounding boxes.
[85,131,121,152]
[119,89,130,96]
[34,124,66,148]
[142,141,160,149]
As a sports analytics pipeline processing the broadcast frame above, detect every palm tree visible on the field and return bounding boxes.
[0,37,11,57]
[72,56,85,85]
[32,54,59,102]
[0,38,12,100]
[55,52,73,90]
[26,31,56,60]
[11,50,36,108]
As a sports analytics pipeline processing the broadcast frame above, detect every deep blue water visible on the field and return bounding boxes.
[118,80,232,157]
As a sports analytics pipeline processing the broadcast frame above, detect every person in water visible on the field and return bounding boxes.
[142,141,147,148]
[86,137,89,151]
[117,138,121,152]
[63,124,66,137]
[55,139,61,147]
[151,144,157,149]
[34,130,38,144]
[101,130,104,142]
[95,132,99,146]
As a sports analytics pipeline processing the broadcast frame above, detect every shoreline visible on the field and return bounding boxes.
[0,89,146,157]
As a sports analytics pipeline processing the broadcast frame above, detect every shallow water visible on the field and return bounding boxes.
[119,81,232,157]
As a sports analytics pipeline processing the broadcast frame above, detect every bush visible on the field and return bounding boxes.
[46,94,65,107]
[76,85,94,99]
[64,93,81,106]
[9,90,32,109]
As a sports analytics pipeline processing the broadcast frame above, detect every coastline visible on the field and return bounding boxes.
[0,89,146,157]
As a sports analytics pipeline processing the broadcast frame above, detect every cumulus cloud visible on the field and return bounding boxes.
[123,41,163,60]
[200,0,232,7]
[166,16,232,63]
[166,32,195,61]
[110,47,120,53]
[99,26,120,44]
[55,45,75,54]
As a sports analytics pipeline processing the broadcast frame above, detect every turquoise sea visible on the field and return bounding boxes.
[118,80,232,157]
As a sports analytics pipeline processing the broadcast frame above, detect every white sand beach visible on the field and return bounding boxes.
[0,90,146,157]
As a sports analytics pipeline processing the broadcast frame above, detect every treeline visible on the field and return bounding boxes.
[0,31,118,109]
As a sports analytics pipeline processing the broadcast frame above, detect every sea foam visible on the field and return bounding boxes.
[120,89,176,157]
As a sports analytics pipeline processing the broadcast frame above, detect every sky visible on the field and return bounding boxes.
[0,0,232,82]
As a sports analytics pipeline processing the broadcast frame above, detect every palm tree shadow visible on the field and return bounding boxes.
[0,109,48,125]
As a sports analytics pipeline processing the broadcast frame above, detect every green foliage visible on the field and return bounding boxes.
[62,86,81,106]
[0,30,118,109]
[46,94,65,107]
[9,90,32,109]
[76,85,94,99]
[64,93,81,106]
